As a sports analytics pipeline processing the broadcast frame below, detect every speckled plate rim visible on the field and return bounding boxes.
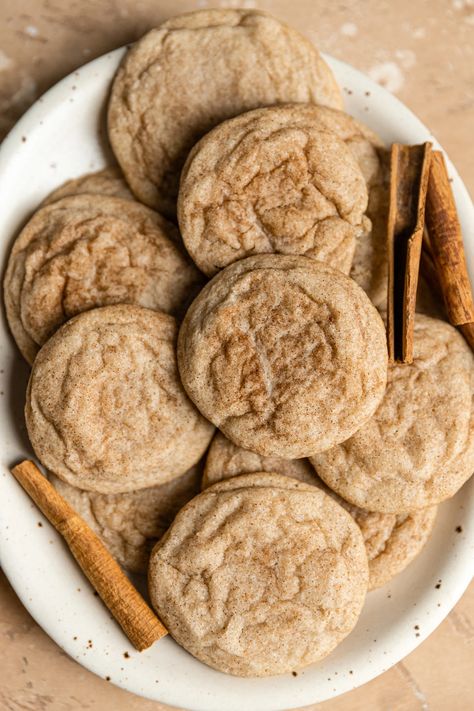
[0,47,473,711]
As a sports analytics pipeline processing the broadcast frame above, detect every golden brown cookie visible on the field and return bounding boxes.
[149,477,368,676]
[178,104,368,276]
[26,305,214,493]
[345,504,438,589]
[41,167,134,206]
[4,194,202,364]
[202,431,318,489]
[350,151,390,309]
[178,254,388,458]
[49,464,201,574]
[108,9,343,217]
[312,314,474,512]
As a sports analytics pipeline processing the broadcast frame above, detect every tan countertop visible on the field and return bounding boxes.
[1,1,473,709]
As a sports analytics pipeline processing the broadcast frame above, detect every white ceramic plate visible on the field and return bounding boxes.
[0,49,473,711]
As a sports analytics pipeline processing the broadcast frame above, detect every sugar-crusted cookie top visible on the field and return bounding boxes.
[178,254,388,458]
[178,105,368,276]
[312,314,474,511]
[149,482,368,676]
[26,304,214,493]
[108,9,342,216]
[348,505,437,589]
[4,194,202,363]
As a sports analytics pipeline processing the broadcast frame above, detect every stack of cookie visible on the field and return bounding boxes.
[4,8,474,678]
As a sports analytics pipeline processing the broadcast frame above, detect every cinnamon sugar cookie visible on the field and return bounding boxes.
[4,194,202,363]
[148,478,368,676]
[26,305,214,493]
[41,166,133,206]
[108,9,342,216]
[345,504,438,589]
[178,254,388,458]
[312,315,474,512]
[49,463,201,573]
[178,105,368,276]
[350,155,389,308]
[202,431,318,489]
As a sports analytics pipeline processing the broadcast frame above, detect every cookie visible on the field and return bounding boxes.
[178,254,388,458]
[202,431,318,489]
[49,464,201,574]
[312,314,474,512]
[4,194,202,364]
[178,105,368,276]
[148,480,368,676]
[41,167,134,206]
[108,9,343,217]
[350,153,390,308]
[25,305,214,493]
[344,504,438,590]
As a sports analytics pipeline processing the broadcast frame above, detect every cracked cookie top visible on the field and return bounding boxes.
[49,463,201,573]
[346,504,437,590]
[178,254,388,458]
[178,104,368,276]
[149,479,368,676]
[202,430,318,489]
[25,304,214,493]
[312,314,474,512]
[4,194,202,364]
[108,9,342,217]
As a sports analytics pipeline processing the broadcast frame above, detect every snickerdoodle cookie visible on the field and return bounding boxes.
[178,254,388,458]
[41,166,134,206]
[312,315,474,512]
[344,504,438,590]
[148,477,368,676]
[108,9,342,217]
[350,153,389,308]
[4,194,202,363]
[178,105,368,276]
[49,463,201,573]
[202,431,318,489]
[26,305,214,493]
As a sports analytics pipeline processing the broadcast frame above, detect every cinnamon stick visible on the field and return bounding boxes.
[425,151,474,342]
[11,460,168,651]
[387,142,432,363]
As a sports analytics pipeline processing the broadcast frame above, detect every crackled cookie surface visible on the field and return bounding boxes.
[108,9,342,216]
[4,194,202,363]
[49,464,201,573]
[312,315,474,512]
[26,305,214,493]
[178,255,388,458]
[202,431,317,489]
[41,166,134,206]
[347,505,438,589]
[350,157,389,308]
[149,481,368,676]
[179,105,368,276]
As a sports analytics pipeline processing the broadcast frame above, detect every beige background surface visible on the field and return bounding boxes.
[0,1,473,709]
